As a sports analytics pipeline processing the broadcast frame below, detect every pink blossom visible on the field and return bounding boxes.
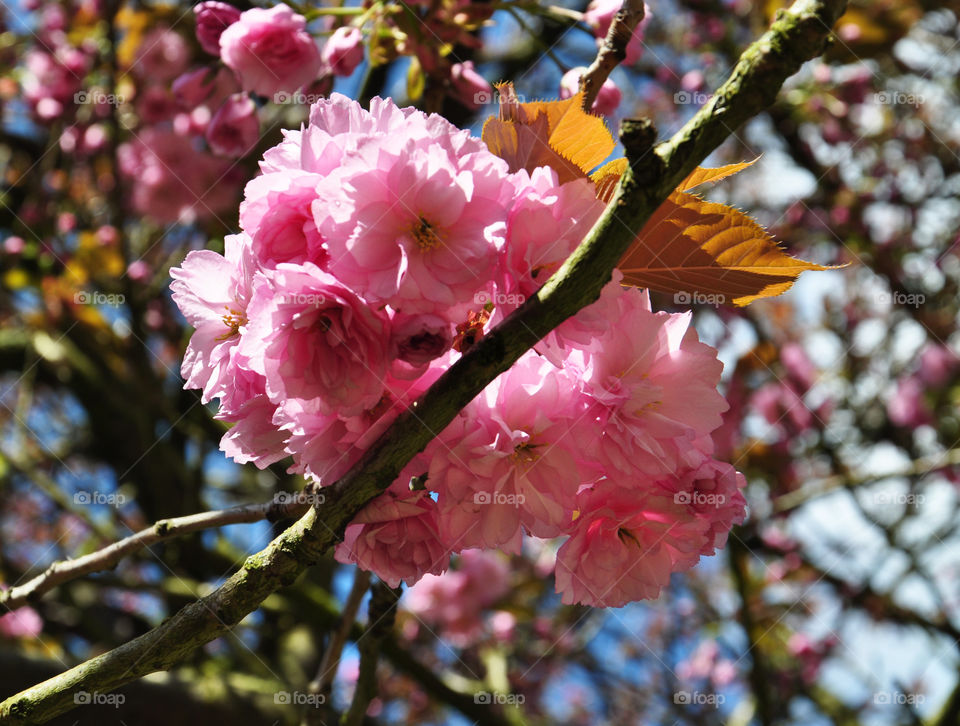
[887,376,931,427]
[390,312,454,376]
[335,484,449,588]
[134,27,190,82]
[170,233,257,404]
[218,364,290,468]
[206,93,260,157]
[172,67,216,107]
[219,5,321,97]
[136,85,177,124]
[560,67,622,116]
[450,61,493,109]
[555,481,705,607]
[918,344,957,387]
[322,27,364,77]
[240,171,326,267]
[429,353,592,550]
[194,1,241,56]
[316,97,511,319]
[780,342,817,389]
[0,606,43,639]
[572,285,728,478]
[240,263,391,416]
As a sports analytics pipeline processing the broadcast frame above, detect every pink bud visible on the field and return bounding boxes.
[205,93,259,158]
[194,1,241,56]
[127,260,152,281]
[450,61,492,109]
[4,236,25,254]
[559,67,622,116]
[172,67,215,107]
[322,27,364,77]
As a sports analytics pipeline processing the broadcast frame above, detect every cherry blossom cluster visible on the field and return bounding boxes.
[171,94,746,608]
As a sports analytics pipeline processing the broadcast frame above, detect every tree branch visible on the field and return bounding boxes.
[0,488,317,611]
[579,0,645,110]
[0,0,847,721]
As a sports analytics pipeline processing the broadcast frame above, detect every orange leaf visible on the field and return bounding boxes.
[590,158,627,203]
[590,158,760,203]
[481,83,615,184]
[618,191,832,306]
[677,158,759,191]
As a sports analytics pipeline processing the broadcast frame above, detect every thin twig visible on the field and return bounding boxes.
[0,486,318,611]
[302,569,371,726]
[579,0,645,111]
[342,581,402,726]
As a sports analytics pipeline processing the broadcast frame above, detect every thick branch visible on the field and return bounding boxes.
[0,0,847,721]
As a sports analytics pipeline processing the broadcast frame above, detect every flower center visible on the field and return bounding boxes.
[511,441,540,465]
[218,305,247,340]
[411,216,442,251]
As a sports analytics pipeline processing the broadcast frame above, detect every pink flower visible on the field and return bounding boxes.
[218,364,290,468]
[194,1,241,56]
[134,27,190,82]
[322,27,364,77]
[136,85,177,124]
[219,5,321,97]
[206,93,260,157]
[335,484,449,588]
[0,606,43,639]
[887,376,931,427]
[240,263,391,416]
[450,60,493,109]
[240,171,326,267]
[555,480,706,607]
[918,344,957,387]
[429,353,592,549]
[316,97,511,318]
[405,549,510,644]
[172,67,216,107]
[560,67,622,116]
[118,128,245,223]
[170,233,257,404]
[572,285,728,478]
